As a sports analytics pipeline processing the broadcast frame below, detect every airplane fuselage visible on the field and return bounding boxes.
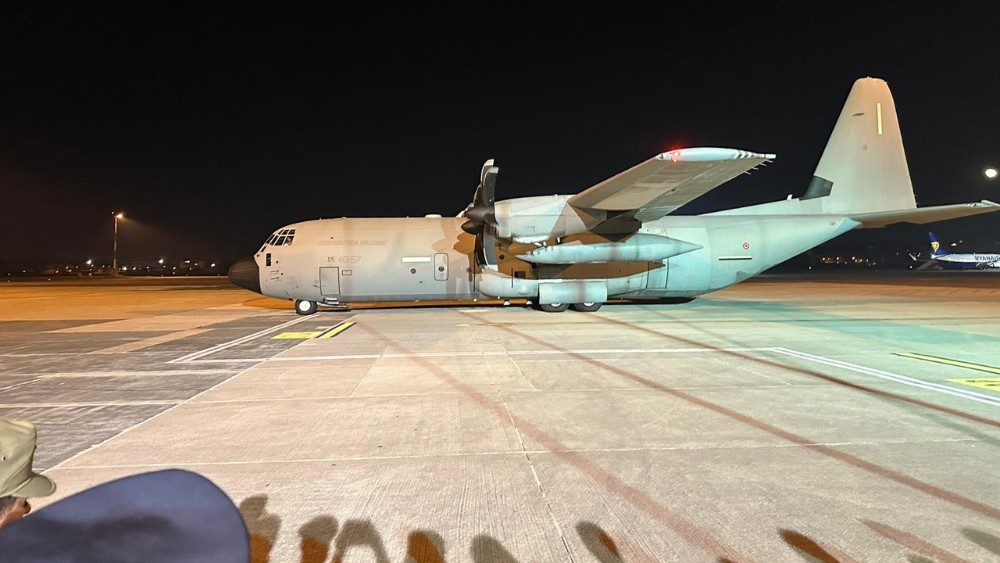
[932,253,1000,269]
[247,214,859,305]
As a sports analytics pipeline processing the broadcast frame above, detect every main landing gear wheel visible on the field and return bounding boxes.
[572,302,602,312]
[295,299,318,315]
[539,302,569,313]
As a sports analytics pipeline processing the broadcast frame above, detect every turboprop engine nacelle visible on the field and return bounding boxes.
[516,233,702,264]
[493,195,603,243]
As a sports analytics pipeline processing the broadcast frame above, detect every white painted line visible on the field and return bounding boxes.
[773,348,1000,408]
[0,290,123,302]
[0,400,182,408]
[185,358,289,364]
[89,328,210,354]
[167,315,312,364]
[43,355,268,474]
[192,384,822,404]
[55,436,978,470]
[30,370,237,379]
[42,316,339,473]
[0,377,42,394]
[0,353,77,357]
[184,347,775,363]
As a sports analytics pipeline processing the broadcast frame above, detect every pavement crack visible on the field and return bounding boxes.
[498,388,575,562]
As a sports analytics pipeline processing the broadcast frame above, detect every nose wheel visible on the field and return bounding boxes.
[295,300,318,315]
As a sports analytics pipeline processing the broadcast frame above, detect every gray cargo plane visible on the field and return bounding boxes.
[229,78,1000,314]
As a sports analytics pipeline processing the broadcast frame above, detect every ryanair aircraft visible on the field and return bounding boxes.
[923,232,1000,269]
[229,78,1000,314]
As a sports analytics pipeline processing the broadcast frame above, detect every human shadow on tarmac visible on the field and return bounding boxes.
[299,516,337,563]
[407,530,446,563]
[575,521,624,562]
[240,496,281,563]
[778,529,844,562]
[240,495,629,562]
[243,495,391,562]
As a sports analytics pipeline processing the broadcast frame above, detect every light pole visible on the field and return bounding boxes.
[112,212,124,274]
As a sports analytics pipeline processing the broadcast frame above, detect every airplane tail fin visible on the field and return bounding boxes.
[929,232,947,256]
[803,77,917,215]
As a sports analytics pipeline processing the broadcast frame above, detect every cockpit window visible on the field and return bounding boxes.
[264,229,295,247]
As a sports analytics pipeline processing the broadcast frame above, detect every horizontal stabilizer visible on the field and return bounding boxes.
[850,200,1000,228]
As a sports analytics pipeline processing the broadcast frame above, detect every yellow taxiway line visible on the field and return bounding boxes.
[893,351,1000,375]
[271,318,357,341]
[318,321,355,339]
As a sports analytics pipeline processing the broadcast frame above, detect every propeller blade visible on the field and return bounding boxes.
[466,160,499,228]
[481,165,498,207]
[480,225,499,266]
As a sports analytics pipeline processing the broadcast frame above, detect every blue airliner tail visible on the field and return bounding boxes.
[929,232,948,257]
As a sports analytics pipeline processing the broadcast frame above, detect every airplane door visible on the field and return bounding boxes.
[434,253,449,281]
[320,267,341,296]
[647,262,669,289]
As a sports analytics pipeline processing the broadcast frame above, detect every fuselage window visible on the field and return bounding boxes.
[266,253,272,267]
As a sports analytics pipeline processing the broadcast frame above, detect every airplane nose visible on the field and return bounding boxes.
[228,258,261,293]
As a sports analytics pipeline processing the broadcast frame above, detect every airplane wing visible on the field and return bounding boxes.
[568,147,775,223]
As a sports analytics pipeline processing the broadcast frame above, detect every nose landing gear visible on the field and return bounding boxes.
[295,300,318,315]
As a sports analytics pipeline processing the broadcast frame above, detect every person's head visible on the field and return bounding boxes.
[0,420,55,529]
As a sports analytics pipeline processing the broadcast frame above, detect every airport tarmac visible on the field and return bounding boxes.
[1,274,998,561]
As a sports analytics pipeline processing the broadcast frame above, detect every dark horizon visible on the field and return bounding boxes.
[3,4,999,264]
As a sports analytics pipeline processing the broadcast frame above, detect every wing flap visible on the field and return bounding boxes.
[568,148,774,222]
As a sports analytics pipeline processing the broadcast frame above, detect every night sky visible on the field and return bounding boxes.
[3,4,999,264]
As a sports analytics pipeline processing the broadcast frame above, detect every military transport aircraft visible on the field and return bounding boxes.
[229,78,1000,314]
